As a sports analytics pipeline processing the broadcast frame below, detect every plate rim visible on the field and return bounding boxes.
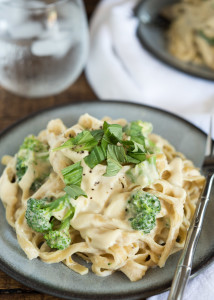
[0,99,213,300]
[135,0,214,82]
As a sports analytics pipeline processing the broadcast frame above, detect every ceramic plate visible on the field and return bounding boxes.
[136,0,214,81]
[0,101,213,300]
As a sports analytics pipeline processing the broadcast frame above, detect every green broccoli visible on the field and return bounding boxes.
[30,174,50,192]
[16,135,50,185]
[127,190,161,234]
[44,208,75,250]
[129,213,155,233]
[19,135,49,152]
[25,195,73,233]
[16,156,28,182]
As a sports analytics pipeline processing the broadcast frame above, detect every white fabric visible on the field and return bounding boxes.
[86,0,214,129]
[85,0,214,299]
[150,262,214,300]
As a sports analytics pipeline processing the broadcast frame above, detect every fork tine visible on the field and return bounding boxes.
[205,117,213,156]
[212,117,214,155]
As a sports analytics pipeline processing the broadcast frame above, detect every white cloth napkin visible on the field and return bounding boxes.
[85,0,214,299]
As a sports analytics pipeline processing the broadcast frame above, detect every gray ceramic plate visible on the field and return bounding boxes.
[136,0,214,81]
[0,101,213,300]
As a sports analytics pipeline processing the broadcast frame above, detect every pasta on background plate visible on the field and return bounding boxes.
[163,0,214,70]
[0,114,204,281]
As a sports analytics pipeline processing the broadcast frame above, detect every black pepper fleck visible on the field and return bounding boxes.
[121,182,125,188]
[89,170,92,173]
[91,188,94,191]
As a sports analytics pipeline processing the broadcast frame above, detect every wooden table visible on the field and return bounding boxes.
[0,2,100,298]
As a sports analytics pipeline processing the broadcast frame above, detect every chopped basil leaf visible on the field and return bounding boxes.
[52,139,73,151]
[132,141,146,153]
[61,162,83,186]
[123,120,154,154]
[84,146,106,169]
[126,155,140,164]
[121,140,133,147]
[103,121,123,144]
[109,144,127,164]
[53,130,98,152]
[129,121,144,136]
[104,145,126,176]
[121,139,145,153]
[101,138,108,155]
[131,135,145,149]
[90,129,104,142]
[104,157,122,177]
[64,185,87,200]
[127,152,146,162]
[122,124,129,133]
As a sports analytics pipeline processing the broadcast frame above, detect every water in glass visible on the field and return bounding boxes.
[0,0,89,97]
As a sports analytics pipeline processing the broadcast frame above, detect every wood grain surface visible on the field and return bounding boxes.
[0,1,100,299]
[0,72,97,132]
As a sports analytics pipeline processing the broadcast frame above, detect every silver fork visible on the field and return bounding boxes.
[168,118,214,300]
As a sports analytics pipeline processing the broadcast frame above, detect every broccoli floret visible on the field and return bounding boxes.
[126,156,159,187]
[16,156,28,182]
[127,190,161,234]
[25,195,72,233]
[20,135,48,152]
[44,208,75,250]
[30,178,44,192]
[128,190,161,214]
[16,135,49,182]
[129,213,155,234]
[30,173,50,192]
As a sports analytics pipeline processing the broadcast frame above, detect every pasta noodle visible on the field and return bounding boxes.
[0,114,204,281]
[162,0,214,69]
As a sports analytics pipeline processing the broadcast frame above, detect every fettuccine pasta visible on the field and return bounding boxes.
[0,114,204,281]
[163,0,214,69]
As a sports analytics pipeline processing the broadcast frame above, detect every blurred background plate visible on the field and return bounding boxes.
[135,0,214,81]
[0,101,213,300]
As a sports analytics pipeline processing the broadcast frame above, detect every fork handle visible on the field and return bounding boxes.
[168,173,214,300]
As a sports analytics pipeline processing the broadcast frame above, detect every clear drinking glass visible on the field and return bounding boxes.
[0,0,89,97]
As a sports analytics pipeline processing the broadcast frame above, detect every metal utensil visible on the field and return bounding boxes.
[168,118,214,300]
